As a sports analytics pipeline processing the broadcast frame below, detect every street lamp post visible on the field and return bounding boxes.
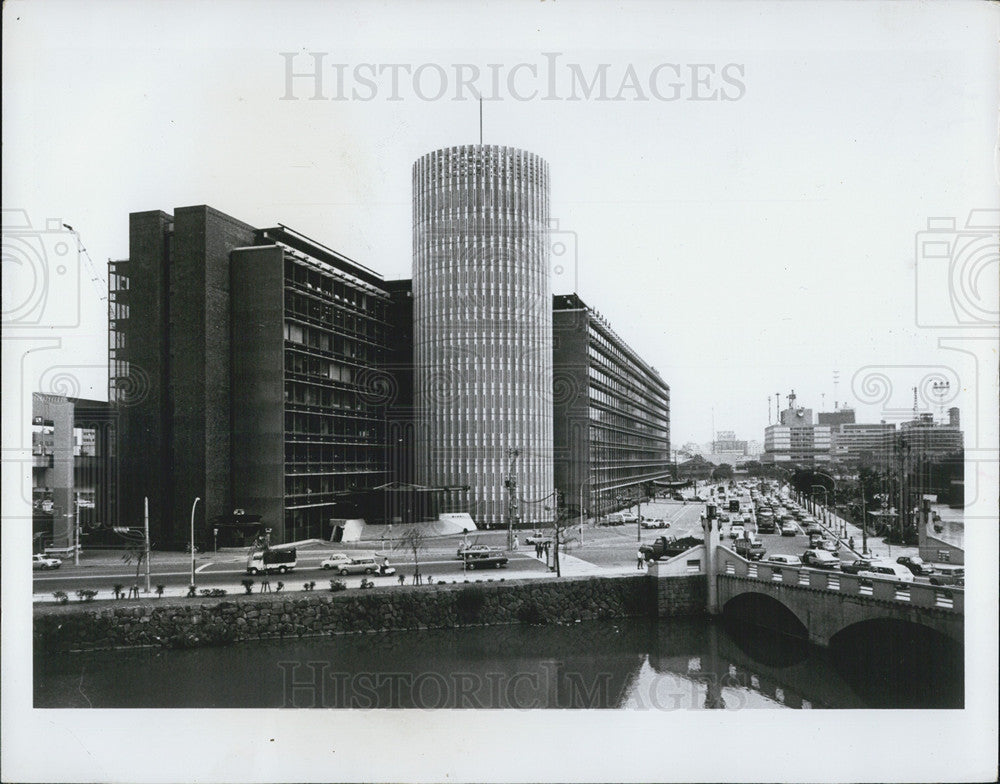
[189,497,201,589]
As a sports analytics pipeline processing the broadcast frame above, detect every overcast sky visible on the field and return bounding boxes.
[4,0,997,448]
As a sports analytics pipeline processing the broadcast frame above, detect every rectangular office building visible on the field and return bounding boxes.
[110,207,392,545]
[552,294,671,520]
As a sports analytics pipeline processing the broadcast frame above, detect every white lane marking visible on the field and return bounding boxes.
[196,562,214,573]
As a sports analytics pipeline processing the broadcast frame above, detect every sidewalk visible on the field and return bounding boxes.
[812,506,917,562]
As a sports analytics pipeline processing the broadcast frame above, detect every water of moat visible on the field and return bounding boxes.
[35,613,962,709]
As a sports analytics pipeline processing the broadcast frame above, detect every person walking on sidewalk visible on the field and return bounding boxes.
[637,551,645,569]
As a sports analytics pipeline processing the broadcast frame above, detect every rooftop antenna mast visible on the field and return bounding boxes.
[833,370,840,410]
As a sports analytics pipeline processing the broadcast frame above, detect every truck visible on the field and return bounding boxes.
[639,535,703,561]
[246,547,297,575]
[756,512,777,533]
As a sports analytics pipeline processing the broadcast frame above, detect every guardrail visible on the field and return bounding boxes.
[717,546,963,613]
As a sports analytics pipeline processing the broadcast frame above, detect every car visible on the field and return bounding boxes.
[929,567,965,587]
[32,553,62,570]
[780,522,799,537]
[524,532,552,545]
[321,552,352,569]
[804,524,823,536]
[336,556,381,575]
[896,556,936,576]
[457,544,492,559]
[841,557,883,575]
[734,537,766,561]
[857,563,914,583]
[802,549,841,569]
[462,549,509,570]
[718,512,731,523]
[729,524,745,540]
[641,518,669,529]
[764,554,802,566]
[816,539,841,553]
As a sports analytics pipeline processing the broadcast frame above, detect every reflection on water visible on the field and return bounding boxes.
[34,617,961,709]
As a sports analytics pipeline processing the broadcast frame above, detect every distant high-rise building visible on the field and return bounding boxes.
[412,145,554,527]
[764,392,830,465]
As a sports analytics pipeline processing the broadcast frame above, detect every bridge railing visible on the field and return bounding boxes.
[717,546,963,613]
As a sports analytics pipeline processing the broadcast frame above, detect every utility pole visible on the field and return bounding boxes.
[144,496,151,594]
[505,448,520,550]
[73,495,81,566]
[553,489,562,577]
[861,484,869,555]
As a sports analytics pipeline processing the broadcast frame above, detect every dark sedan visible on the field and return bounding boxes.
[896,556,936,576]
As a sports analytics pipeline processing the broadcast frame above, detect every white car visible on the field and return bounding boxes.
[729,524,745,540]
[33,553,62,569]
[765,554,801,566]
[320,552,352,569]
[857,563,914,583]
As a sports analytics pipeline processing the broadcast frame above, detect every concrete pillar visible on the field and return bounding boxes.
[702,510,721,615]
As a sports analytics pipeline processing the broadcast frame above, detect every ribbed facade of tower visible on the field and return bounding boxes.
[413,145,554,527]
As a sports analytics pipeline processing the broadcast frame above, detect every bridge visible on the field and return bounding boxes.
[649,527,964,648]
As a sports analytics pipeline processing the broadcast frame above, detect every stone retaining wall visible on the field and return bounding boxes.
[654,574,708,617]
[34,574,704,654]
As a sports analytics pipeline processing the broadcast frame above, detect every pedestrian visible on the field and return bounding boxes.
[849,536,855,551]
[513,535,519,551]
[637,551,644,569]
[397,573,405,586]
[535,542,541,558]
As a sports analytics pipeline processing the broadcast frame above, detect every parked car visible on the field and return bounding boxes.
[321,552,352,569]
[764,554,801,566]
[780,522,799,537]
[641,518,669,529]
[32,553,62,570]
[896,556,936,576]
[857,563,914,582]
[802,549,841,569]
[524,532,552,545]
[929,567,965,587]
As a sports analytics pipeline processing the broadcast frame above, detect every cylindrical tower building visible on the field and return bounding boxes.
[413,145,554,528]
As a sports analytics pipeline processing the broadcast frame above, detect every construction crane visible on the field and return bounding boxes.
[61,223,107,305]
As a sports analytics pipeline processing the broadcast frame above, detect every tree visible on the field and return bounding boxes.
[395,526,429,585]
[121,529,148,597]
[711,463,734,481]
